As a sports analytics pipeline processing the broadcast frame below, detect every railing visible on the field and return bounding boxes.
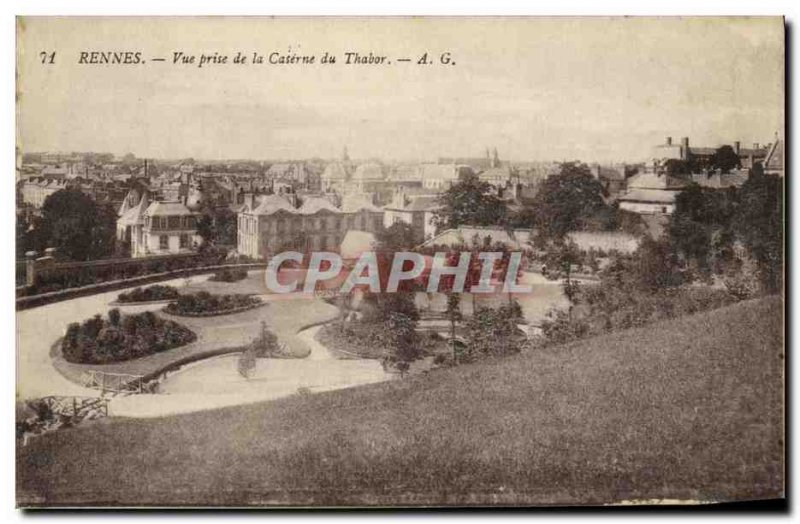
[37,395,110,418]
[82,370,147,394]
[18,395,110,446]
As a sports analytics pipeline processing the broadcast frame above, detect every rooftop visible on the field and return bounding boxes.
[144,200,197,217]
[298,196,341,215]
[250,194,297,216]
[619,188,679,204]
[341,194,381,213]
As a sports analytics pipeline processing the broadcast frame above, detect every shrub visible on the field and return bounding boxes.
[209,267,249,283]
[117,285,181,303]
[541,280,736,346]
[164,291,261,316]
[463,302,526,362]
[61,310,196,364]
[251,321,282,357]
[237,346,257,379]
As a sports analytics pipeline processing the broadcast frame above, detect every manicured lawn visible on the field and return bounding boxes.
[19,297,783,506]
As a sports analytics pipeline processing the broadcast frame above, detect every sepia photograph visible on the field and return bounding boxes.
[13,15,785,508]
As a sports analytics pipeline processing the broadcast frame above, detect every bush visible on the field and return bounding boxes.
[209,267,249,283]
[463,302,526,362]
[541,281,736,346]
[61,310,196,364]
[117,285,181,303]
[164,291,261,316]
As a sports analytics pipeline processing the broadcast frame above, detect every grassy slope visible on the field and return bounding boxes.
[17,297,783,506]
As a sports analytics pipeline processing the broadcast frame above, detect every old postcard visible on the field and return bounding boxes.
[15,16,784,507]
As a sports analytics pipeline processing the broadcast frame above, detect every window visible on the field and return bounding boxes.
[159,235,169,250]
[168,216,181,229]
[179,234,189,248]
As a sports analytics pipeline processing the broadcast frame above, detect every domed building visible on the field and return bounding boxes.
[348,162,385,194]
[320,162,350,193]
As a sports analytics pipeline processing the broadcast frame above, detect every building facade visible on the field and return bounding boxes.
[383,191,440,244]
[118,197,202,258]
[237,194,384,260]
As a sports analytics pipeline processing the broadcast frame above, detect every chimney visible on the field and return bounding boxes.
[733,141,740,155]
[681,137,690,161]
[753,142,760,150]
[666,136,672,146]
[681,137,689,149]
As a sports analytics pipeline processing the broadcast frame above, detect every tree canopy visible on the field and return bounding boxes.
[518,162,606,241]
[711,145,741,174]
[432,172,507,232]
[667,172,782,293]
[28,189,117,261]
[374,222,419,252]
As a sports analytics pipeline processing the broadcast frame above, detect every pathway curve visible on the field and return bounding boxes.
[17,270,568,418]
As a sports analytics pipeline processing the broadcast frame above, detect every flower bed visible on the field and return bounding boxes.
[116,285,181,304]
[163,291,263,317]
[62,309,197,364]
[208,268,249,283]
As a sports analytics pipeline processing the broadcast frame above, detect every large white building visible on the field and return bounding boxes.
[140,201,202,257]
[237,193,384,260]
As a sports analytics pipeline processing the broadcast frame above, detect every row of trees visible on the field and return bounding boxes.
[664,145,741,176]
[432,162,616,238]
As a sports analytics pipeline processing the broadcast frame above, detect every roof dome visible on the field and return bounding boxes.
[321,162,350,181]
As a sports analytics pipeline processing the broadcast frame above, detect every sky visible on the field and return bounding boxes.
[17,17,784,163]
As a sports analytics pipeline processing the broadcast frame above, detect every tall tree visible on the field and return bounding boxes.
[374,221,419,252]
[711,145,741,174]
[539,237,583,319]
[520,162,606,241]
[33,188,117,261]
[445,293,462,363]
[432,172,507,232]
[197,204,237,247]
[381,312,422,377]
